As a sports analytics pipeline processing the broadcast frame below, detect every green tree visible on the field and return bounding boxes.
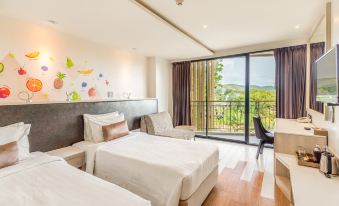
[214,60,225,101]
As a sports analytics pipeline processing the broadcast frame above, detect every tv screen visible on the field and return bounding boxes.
[316,45,339,103]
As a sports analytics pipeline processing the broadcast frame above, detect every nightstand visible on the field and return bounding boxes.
[47,146,85,169]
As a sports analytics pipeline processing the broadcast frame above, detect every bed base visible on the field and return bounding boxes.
[179,166,218,206]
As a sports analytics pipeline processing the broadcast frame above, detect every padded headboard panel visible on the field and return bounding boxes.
[0,99,158,152]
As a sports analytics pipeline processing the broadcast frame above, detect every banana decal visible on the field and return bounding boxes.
[25,51,40,59]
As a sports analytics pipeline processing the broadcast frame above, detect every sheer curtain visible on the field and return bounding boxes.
[274,45,307,119]
[172,61,191,126]
[309,42,325,113]
[190,60,217,130]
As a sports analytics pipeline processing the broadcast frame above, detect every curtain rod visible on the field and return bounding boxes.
[186,44,308,63]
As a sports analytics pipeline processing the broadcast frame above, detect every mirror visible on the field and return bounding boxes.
[309,17,326,113]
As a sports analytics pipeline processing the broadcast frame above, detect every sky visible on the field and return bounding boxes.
[221,56,275,87]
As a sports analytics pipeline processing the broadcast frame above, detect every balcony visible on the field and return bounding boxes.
[191,100,276,143]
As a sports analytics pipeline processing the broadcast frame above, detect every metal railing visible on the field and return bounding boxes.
[191,100,276,135]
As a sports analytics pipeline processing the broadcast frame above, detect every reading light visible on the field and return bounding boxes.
[294,25,300,29]
[203,24,208,29]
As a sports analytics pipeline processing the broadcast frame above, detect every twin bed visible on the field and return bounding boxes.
[0,99,219,206]
[0,153,150,206]
[74,132,219,206]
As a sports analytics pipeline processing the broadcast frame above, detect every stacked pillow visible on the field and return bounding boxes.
[83,112,127,143]
[0,122,31,169]
[83,112,119,141]
[102,120,129,141]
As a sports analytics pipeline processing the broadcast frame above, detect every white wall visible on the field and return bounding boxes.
[147,57,157,98]
[332,0,339,45]
[156,58,172,113]
[147,57,172,113]
[0,15,149,103]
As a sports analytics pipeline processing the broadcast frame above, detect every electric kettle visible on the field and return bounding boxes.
[320,150,338,178]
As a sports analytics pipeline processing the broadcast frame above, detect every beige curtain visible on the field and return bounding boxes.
[190,60,217,131]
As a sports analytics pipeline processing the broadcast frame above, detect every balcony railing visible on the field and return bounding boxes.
[191,100,276,135]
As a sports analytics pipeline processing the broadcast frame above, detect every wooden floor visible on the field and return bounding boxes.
[202,161,289,206]
[196,138,290,206]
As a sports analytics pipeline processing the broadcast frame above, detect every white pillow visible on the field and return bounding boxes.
[83,112,119,141]
[0,123,31,160]
[88,113,125,143]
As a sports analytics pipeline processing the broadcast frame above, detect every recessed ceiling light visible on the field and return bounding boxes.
[294,25,300,29]
[203,24,208,29]
[132,48,137,50]
[48,20,57,25]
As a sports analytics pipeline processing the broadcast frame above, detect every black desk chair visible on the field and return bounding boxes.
[253,116,274,159]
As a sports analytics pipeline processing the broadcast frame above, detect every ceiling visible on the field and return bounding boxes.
[0,0,325,60]
[144,0,325,51]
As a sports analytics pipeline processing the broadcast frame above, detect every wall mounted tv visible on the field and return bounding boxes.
[316,45,339,103]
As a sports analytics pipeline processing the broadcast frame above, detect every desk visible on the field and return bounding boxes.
[275,153,339,206]
[275,119,327,154]
[274,118,332,206]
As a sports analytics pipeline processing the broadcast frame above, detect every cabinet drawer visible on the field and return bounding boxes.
[67,156,84,168]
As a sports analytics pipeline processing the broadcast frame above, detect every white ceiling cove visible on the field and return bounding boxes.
[144,0,325,51]
[0,0,212,59]
[0,0,325,60]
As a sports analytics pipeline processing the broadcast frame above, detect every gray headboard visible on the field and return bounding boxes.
[0,99,158,152]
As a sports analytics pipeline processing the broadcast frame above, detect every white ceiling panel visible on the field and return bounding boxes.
[144,0,325,50]
[0,0,212,59]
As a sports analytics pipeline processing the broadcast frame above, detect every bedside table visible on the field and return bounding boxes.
[47,146,85,169]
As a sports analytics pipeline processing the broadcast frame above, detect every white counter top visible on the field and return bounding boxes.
[275,118,316,136]
[276,153,339,206]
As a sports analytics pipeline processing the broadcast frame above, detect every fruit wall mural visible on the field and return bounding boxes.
[0,51,114,103]
[0,86,10,98]
[54,72,66,89]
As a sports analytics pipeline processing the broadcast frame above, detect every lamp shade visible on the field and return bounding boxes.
[26,78,43,92]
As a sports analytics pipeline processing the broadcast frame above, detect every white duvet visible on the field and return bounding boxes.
[74,132,219,206]
[0,152,150,206]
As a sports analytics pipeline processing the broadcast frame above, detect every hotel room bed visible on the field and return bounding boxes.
[74,132,219,206]
[0,152,150,206]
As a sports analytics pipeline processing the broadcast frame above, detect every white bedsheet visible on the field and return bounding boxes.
[0,152,150,206]
[74,132,219,206]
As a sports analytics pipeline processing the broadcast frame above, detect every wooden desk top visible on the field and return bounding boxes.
[276,153,339,206]
[275,118,325,138]
[46,146,84,160]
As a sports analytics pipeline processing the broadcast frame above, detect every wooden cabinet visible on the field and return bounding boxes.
[47,146,85,169]
[273,119,337,206]
[274,119,327,155]
[275,153,339,206]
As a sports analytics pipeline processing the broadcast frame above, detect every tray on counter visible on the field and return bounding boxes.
[296,152,320,168]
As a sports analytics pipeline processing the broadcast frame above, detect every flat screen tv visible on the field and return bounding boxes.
[316,45,339,103]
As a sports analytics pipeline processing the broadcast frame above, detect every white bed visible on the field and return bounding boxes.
[74,132,219,206]
[0,152,150,206]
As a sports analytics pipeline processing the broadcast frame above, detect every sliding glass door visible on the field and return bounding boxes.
[208,56,247,142]
[190,50,276,144]
[249,52,276,144]
[191,56,247,143]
